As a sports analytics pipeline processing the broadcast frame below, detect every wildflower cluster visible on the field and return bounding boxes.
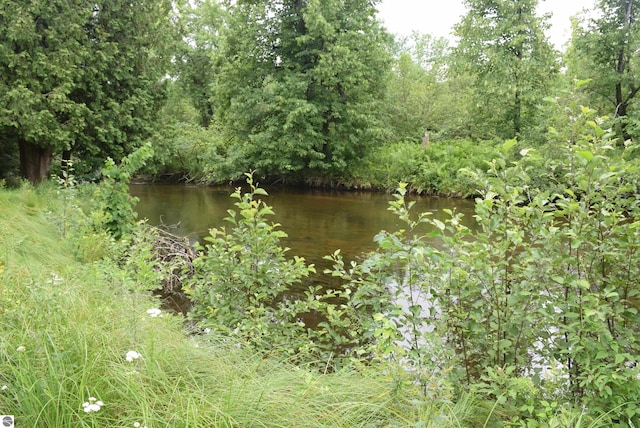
[126,350,142,362]
[82,397,104,413]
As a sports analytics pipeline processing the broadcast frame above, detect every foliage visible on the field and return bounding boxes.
[453,0,558,140]
[0,0,177,182]
[92,144,154,239]
[1,185,441,428]
[174,0,225,128]
[144,83,232,183]
[185,173,319,357]
[567,0,640,142]
[212,0,393,180]
[351,140,498,196]
[323,107,640,424]
[383,33,453,143]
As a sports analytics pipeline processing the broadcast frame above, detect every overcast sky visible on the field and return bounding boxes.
[377,0,596,49]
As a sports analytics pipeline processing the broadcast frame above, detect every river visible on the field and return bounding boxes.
[130,183,477,274]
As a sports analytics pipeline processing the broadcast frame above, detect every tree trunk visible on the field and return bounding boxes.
[19,140,53,184]
[514,88,522,137]
[614,0,634,142]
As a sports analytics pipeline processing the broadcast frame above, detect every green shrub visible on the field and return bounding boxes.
[184,173,320,358]
[92,144,153,239]
[330,110,640,424]
[352,140,498,196]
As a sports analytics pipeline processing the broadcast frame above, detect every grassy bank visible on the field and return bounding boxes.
[0,184,483,427]
[144,131,498,197]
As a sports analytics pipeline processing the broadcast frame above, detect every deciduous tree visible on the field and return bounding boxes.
[213,0,392,180]
[453,0,558,141]
[175,0,225,128]
[568,0,640,141]
[383,33,453,142]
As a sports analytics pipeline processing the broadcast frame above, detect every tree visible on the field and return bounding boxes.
[213,0,392,180]
[568,0,640,142]
[383,33,453,142]
[175,0,225,128]
[0,0,176,183]
[453,0,558,141]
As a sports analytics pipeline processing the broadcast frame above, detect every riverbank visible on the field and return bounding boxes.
[139,140,499,198]
[0,183,485,427]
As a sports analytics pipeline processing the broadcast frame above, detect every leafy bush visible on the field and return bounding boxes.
[326,110,640,424]
[92,144,153,239]
[184,173,320,358]
[352,140,498,196]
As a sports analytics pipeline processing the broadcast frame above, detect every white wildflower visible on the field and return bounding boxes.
[1,385,7,391]
[125,350,142,362]
[82,397,104,413]
[146,308,161,317]
[16,345,25,352]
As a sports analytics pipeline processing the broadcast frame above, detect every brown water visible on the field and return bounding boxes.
[130,183,477,276]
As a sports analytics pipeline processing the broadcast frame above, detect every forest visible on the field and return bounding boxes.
[2,0,640,426]
[1,0,638,194]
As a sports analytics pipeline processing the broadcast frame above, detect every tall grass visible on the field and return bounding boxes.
[0,184,490,427]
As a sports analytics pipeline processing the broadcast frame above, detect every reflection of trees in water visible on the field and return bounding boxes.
[130,183,477,271]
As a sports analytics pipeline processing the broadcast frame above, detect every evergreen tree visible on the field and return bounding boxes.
[213,0,392,180]
[0,0,177,183]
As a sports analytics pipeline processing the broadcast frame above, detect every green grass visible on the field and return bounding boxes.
[0,184,488,427]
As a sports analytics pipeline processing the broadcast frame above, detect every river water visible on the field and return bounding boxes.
[130,183,478,273]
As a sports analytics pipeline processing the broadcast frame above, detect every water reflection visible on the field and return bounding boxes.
[130,184,478,272]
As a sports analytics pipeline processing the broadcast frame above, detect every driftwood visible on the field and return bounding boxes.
[146,223,197,314]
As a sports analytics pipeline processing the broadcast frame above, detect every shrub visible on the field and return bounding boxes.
[184,173,320,358]
[92,144,153,239]
[329,110,640,424]
[352,140,498,196]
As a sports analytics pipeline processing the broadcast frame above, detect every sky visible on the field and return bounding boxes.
[377,0,596,50]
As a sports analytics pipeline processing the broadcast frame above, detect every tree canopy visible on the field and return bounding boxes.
[1,0,637,188]
[568,0,640,141]
[0,0,176,182]
[212,0,392,180]
[453,0,558,140]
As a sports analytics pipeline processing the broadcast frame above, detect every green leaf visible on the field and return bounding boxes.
[501,139,517,153]
[576,150,594,162]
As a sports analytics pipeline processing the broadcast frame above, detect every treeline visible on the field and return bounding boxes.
[2,0,640,193]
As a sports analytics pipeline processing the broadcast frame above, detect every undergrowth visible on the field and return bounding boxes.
[0,183,484,427]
